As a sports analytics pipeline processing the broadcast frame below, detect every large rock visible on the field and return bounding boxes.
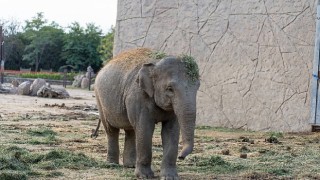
[81,77,90,89]
[0,83,17,94]
[18,81,31,95]
[114,0,316,132]
[72,74,85,88]
[37,85,70,99]
[9,87,18,94]
[30,78,47,96]
[11,79,20,87]
[86,71,95,79]
[90,84,95,91]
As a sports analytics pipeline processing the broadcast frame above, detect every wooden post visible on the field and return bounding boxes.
[63,68,67,88]
[0,26,4,84]
[311,0,320,126]
[87,66,93,91]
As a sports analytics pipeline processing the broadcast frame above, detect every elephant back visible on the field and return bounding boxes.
[106,48,154,71]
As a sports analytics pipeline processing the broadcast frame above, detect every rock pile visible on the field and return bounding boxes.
[72,66,95,89]
[37,85,70,99]
[0,78,69,99]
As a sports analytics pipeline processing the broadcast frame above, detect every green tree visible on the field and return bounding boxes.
[24,12,47,31]
[0,19,28,70]
[63,22,102,72]
[98,26,114,64]
[22,13,65,71]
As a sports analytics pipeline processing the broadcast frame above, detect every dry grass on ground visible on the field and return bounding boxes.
[1,90,320,179]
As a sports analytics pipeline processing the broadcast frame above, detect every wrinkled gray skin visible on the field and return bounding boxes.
[95,56,200,179]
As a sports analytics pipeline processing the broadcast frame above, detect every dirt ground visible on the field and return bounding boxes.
[1,87,320,180]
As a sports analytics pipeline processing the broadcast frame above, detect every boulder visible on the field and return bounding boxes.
[9,87,18,94]
[86,71,96,78]
[0,83,17,94]
[72,74,85,88]
[30,78,47,96]
[18,81,31,95]
[90,84,95,91]
[37,85,70,99]
[81,77,90,89]
[11,79,20,87]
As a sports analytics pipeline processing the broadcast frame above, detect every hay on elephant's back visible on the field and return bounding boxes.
[108,48,153,70]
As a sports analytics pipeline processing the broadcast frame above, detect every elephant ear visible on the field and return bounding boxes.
[137,63,155,97]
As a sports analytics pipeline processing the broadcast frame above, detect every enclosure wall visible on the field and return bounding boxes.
[114,0,318,131]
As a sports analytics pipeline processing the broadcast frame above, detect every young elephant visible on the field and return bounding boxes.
[94,48,200,179]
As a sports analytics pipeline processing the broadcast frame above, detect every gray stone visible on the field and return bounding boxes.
[0,83,18,94]
[18,81,31,95]
[30,78,47,96]
[90,84,95,91]
[37,85,70,99]
[114,0,317,132]
[11,79,19,87]
[81,77,90,89]
[9,87,18,94]
[72,74,85,88]
[85,71,95,79]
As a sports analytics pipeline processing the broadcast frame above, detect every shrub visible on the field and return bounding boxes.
[19,72,77,81]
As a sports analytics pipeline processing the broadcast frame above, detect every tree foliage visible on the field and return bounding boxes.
[98,26,114,64]
[0,19,28,70]
[1,13,113,72]
[63,22,102,71]
[22,13,65,72]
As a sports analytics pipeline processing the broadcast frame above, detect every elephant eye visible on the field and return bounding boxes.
[166,85,174,92]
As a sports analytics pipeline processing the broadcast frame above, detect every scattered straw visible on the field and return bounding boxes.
[107,48,154,70]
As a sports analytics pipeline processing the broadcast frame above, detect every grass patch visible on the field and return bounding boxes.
[0,171,27,180]
[25,128,59,145]
[45,171,64,177]
[28,134,58,145]
[0,145,119,179]
[196,126,251,133]
[184,155,245,174]
[149,51,167,59]
[180,54,199,83]
[27,128,57,137]
[269,168,290,176]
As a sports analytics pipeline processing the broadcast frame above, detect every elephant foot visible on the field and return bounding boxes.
[107,157,119,165]
[123,161,135,168]
[160,167,179,180]
[134,165,154,179]
[160,176,179,180]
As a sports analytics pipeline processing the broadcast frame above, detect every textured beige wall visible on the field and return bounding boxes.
[114,0,318,132]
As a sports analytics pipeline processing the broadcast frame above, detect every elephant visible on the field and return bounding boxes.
[94,48,200,179]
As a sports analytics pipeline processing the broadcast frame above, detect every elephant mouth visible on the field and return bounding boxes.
[160,103,173,111]
[161,106,173,111]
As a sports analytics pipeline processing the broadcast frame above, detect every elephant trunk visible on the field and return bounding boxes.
[175,100,196,160]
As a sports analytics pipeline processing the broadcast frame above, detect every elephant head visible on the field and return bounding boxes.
[138,55,200,159]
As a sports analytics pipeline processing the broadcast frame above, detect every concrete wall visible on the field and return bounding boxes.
[114,0,318,132]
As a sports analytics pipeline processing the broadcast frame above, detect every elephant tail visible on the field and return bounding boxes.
[91,118,101,139]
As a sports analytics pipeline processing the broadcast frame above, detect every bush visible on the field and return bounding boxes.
[19,72,77,81]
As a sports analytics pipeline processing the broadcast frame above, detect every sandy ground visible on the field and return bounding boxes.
[0,87,96,115]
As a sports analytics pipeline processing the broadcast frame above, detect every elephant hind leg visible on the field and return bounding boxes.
[96,97,120,164]
[123,129,136,168]
[106,125,120,164]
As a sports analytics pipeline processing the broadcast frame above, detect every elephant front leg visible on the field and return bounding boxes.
[160,119,180,179]
[123,129,136,167]
[134,119,155,178]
